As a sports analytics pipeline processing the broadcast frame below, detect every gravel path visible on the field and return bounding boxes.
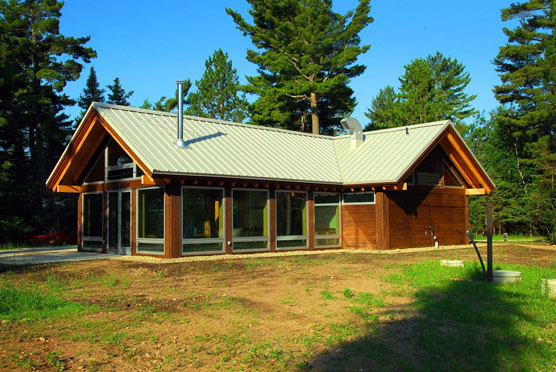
[111,244,478,264]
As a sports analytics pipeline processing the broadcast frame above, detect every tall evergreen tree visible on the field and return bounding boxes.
[227,0,372,133]
[186,49,249,122]
[75,66,104,126]
[493,0,556,242]
[363,86,399,131]
[0,0,95,242]
[365,52,476,133]
[107,77,133,106]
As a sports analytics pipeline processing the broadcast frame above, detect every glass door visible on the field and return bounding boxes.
[108,191,131,255]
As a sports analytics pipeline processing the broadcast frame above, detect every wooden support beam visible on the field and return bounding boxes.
[57,185,81,193]
[268,187,276,252]
[308,191,315,250]
[375,191,390,250]
[465,188,486,195]
[224,187,232,254]
[141,175,170,186]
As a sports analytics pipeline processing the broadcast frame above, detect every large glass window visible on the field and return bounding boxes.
[182,187,224,254]
[232,189,269,251]
[314,193,340,247]
[82,193,103,250]
[137,187,165,254]
[343,192,375,205]
[276,191,308,249]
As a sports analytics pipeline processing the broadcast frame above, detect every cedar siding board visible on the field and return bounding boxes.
[388,188,468,249]
[341,204,376,250]
[47,103,495,257]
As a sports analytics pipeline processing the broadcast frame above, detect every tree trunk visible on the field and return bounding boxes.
[310,92,319,134]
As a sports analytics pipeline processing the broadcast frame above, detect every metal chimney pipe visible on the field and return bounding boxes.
[174,80,187,148]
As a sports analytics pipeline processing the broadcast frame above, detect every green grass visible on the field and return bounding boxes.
[317,261,556,372]
[0,284,88,321]
[474,234,545,243]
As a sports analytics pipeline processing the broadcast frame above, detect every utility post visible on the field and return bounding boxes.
[486,202,494,282]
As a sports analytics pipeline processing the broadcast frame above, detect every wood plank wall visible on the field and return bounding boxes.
[375,192,390,250]
[341,204,376,249]
[76,193,82,251]
[387,188,468,248]
[164,181,182,258]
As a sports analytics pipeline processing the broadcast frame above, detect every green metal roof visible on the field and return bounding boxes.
[91,103,451,185]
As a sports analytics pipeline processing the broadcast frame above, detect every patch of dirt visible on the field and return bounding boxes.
[0,244,554,371]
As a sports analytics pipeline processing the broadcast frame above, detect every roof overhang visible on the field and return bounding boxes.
[395,123,495,194]
[45,105,152,192]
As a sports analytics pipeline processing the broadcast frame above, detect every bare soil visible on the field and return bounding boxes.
[0,244,554,371]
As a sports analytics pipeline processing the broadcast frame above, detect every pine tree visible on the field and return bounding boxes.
[0,0,95,242]
[493,0,556,242]
[364,86,399,131]
[365,52,476,133]
[227,0,372,133]
[75,66,104,125]
[397,52,476,127]
[107,77,133,106]
[186,49,249,122]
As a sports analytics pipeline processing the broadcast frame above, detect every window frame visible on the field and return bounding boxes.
[181,186,225,255]
[313,192,341,248]
[275,190,309,250]
[82,191,104,252]
[107,189,132,254]
[231,188,270,252]
[342,191,376,205]
[443,160,465,188]
[136,186,165,255]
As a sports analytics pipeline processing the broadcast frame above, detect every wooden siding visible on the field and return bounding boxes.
[164,182,182,258]
[375,192,390,250]
[388,188,468,249]
[341,203,376,249]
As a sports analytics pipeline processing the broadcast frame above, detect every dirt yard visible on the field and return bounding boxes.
[0,244,554,371]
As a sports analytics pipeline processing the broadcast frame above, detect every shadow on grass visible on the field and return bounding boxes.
[303,267,553,372]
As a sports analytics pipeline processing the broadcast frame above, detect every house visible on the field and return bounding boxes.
[46,99,494,258]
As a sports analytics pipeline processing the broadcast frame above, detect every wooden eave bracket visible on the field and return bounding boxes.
[441,130,495,193]
[141,175,170,186]
[465,188,486,195]
[56,184,81,193]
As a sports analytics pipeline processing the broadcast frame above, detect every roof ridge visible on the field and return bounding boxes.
[362,121,451,136]
[93,102,337,140]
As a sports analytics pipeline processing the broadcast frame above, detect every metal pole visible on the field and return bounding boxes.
[486,202,493,282]
[466,231,486,277]
[174,80,187,148]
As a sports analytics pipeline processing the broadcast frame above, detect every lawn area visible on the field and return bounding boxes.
[473,234,546,244]
[0,245,555,371]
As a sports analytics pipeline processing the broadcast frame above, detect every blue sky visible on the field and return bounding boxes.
[59,0,511,124]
